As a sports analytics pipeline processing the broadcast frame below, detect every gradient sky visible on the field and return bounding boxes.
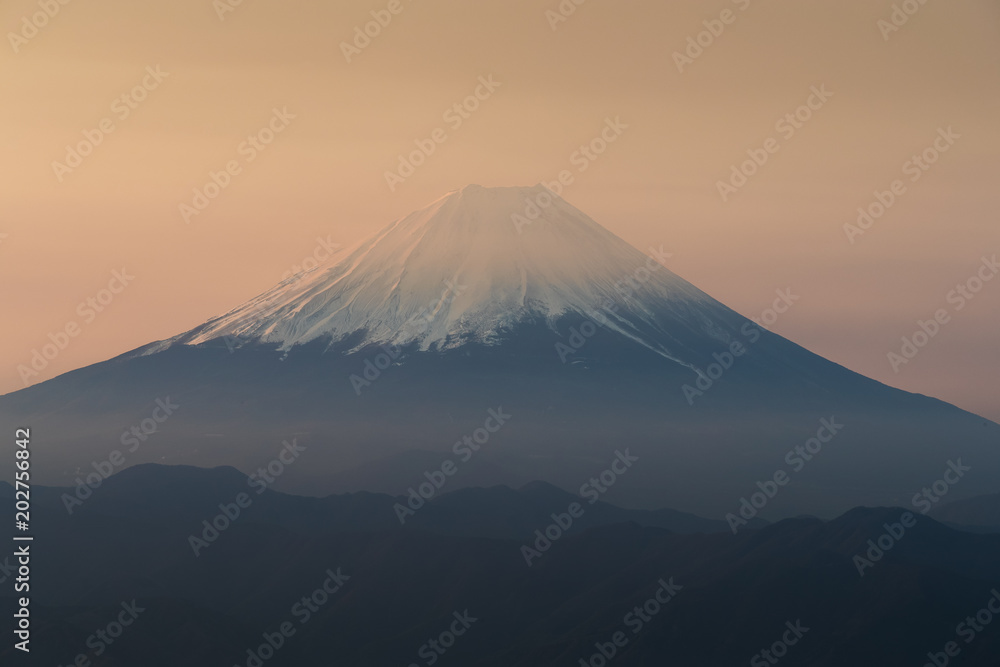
[2,0,998,421]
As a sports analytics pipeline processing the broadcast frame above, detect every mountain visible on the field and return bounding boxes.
[1,185,997,519]
[3,466,1000,667]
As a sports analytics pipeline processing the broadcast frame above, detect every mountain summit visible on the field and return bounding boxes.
[156,185,723,367]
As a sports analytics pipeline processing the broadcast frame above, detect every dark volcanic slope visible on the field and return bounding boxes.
[3,322,998,520]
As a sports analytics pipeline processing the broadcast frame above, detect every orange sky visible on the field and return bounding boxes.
[2,0,998,421]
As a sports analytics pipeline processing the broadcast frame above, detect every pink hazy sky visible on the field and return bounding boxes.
[1,0,998,421]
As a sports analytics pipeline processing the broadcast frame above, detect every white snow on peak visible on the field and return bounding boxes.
[168,185,723,359]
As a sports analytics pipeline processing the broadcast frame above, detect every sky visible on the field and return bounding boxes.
[1,0,998,421]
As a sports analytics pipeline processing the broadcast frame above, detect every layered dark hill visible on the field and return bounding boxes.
[2,465,999,667]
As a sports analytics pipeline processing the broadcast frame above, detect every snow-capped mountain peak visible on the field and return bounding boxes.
[163,185,726,360]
